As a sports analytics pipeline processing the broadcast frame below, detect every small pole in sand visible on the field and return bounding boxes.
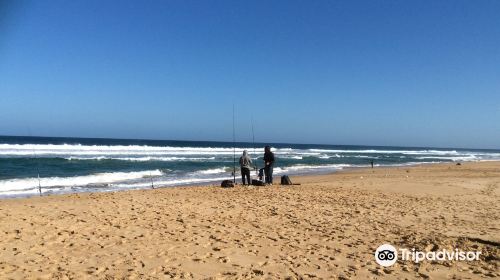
[150,171,155,189]
[232,104,236,184]
[36,168,42,196]
[28,129,43,196]
[32,151,42,196]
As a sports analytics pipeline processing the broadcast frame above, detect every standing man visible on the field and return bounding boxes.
[263,146,275,185]
[239,150,253,185]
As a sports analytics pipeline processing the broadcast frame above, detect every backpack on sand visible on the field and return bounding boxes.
[251,179,265,186]
[221,180,235,188]
[281,175,293,185]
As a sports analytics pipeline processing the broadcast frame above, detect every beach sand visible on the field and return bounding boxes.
[0,162,498,279]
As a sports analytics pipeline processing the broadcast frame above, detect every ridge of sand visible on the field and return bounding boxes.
[0,161,498,279]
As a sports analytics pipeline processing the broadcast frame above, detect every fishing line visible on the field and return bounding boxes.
[232,104,236,183]
[251,116,258,176]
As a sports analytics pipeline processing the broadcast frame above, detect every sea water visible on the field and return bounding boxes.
[1,136,499,197]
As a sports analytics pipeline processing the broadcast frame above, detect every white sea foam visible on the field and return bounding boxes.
[197,167,228,175]
[308,148,461,155]
[414,156,477,161]
[318,153,342,159]
[281,155,303,160]
[351,155,375,158]
[66,156,216,161]
[0,144,286,156]
[273,164,352,174]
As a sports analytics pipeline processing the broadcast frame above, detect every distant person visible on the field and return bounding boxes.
[370,160,374,168]
[239,150,253,185]
[263,146,275,185]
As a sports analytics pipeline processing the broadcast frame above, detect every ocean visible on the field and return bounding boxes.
[1,135,499,198]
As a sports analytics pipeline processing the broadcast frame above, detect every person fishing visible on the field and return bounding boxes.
[263,146,275,185]
[239,150,253,185]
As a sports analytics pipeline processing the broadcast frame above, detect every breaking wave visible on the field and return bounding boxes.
[0,170,163,194]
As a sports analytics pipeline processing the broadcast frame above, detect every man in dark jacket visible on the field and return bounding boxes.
[263,146,275,185]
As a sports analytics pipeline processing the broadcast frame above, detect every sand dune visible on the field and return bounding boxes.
[0,162,498,279]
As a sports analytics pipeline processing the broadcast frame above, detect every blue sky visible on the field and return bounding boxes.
[1,1,499,149]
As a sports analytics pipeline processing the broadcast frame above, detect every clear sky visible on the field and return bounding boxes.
[1,1,499,149]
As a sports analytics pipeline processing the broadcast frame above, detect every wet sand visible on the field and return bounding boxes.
[0,161,498,279]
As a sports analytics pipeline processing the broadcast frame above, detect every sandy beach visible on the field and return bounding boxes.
[0,161,498,279]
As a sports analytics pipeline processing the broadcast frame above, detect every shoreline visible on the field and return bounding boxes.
[0,160,489,200]
[0,161,498,279]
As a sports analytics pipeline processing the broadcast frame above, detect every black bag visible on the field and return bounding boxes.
[221,180,234,188]
[252,179,265,186]
[281,175,293,185]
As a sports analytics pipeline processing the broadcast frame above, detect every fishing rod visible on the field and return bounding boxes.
[150,171,155,189]
[27,129,42,196]
[232,104,236,184]
[36,167,42,196]
[251,116,258,176]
